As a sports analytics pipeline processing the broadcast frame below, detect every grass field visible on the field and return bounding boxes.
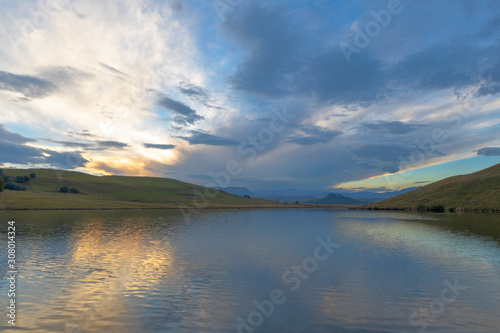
[366,163,500,212]
[0,168,286,210]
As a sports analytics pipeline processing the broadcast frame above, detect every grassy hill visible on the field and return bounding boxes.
[305,193,368,205]
[366,163,500,212]
[0,168,281,210]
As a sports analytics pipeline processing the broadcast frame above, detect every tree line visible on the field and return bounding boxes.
[0,170,80,194]
[0,170,36,192]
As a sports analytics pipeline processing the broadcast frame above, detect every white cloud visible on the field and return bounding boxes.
[0,0,229,174]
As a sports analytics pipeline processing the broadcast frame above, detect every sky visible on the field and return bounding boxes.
[0,0,499,193]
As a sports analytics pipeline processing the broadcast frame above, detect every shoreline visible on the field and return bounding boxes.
[355,207,500,213]
[1,205,498,213]
[0,204,358,211]
[2,202,499,212]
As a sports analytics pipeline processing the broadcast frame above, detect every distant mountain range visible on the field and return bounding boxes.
[367,163,500,212]
[214,187,254,197]
[340,187,421,199]
[305,193,370,205]
[215,186,420,205]
[217,187,419,205]
[253,188,329,199]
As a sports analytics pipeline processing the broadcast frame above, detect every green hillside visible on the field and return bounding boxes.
[366,163,500,212]
[0,168,280,210]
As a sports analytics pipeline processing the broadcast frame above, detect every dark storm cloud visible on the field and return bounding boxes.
[356,160,380,170]
[143,143,176,150]
[351,142,420,163]
[222,2,388,104]
[305,50,385,105]
[350,142,446,173]
[391,44,493,92]
[355,159,399,174]
[177,130,239,146]
[381,164,399,174]
[223,2,301,98]
[222,1,500,106]
[0,127,88,168]
[286,125,341,146]
[359,121,422,134]
[0,70,56,98]
[0,140,49,165]
[157,95,204,125]
[172,0,500,191]
[476,147,500,156]
[222,2,386,104]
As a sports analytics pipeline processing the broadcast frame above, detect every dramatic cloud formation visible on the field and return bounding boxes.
[143,143,176,150]
[177,130,239,146]
[0,124,35,143]
[286,125,341,146]
[359,121,422,135]
[0,0,499,191]
[157,95,204,125]
[477,147,500,156]
[0,125,87,167]
[0,70,56,98]
[45,139,129,150]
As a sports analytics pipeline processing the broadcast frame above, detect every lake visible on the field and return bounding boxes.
[0,209,499,332]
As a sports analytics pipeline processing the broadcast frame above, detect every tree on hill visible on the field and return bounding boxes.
[69,187,79,193]
[60,186,69,193]
[0,177,4,192]
[14,175,30,183]
[30,172,36,179]
[5,182,26,191]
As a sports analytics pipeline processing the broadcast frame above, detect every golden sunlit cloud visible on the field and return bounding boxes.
[85,157,151,177]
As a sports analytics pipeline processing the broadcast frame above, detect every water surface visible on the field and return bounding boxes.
[0,209,499,332]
